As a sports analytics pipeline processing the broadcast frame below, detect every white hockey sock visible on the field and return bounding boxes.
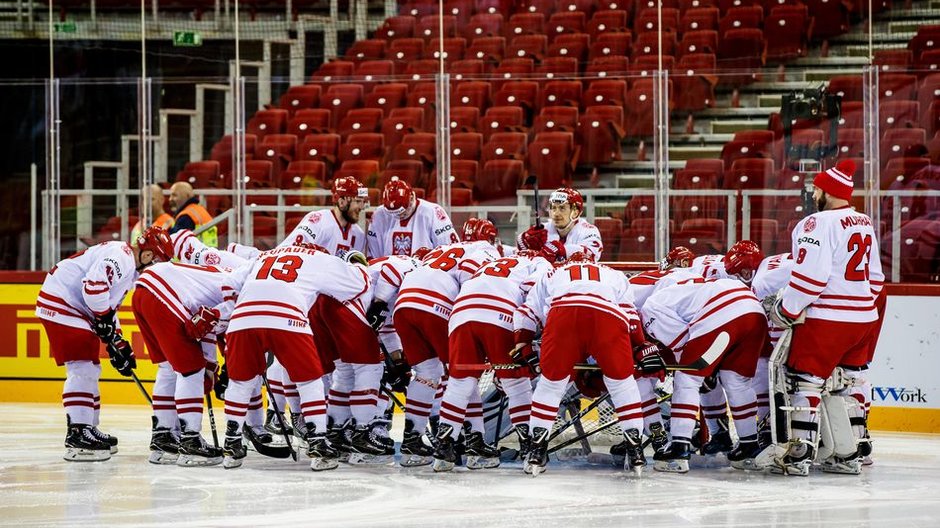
[327,361,353,425]
[500,377,532,428]
[670,372,704,440]
[266,360,287,414]
[752,357,770,425]
[283,377,301,418]
[605,375,644,434]
[431,374,448,418]
[246,385,264,429]
[296,378,327,435]
[404,358,444,431]
[92,387,101,426]
[176,369,205,433]
[700,383,728,434]
[349,362,383,424]
[635,376,663,433]
[466,386,485,433]
[439,376,476,439]
[62,361,100,426]
[719,370,758,438]
[152,362,178,429]
[224,377,258,435]
[529,376,569,433]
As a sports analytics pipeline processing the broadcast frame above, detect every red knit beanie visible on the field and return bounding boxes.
[813,159,856,201]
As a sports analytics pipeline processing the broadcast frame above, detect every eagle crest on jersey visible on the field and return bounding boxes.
[803,217,816,232]
[392,232,413,255]
[204,253,221,265]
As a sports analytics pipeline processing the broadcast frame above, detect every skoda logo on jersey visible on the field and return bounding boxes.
[797,236,820,246]
[872,386,927,404]
[435,225,453,236]
[392,232,413,255]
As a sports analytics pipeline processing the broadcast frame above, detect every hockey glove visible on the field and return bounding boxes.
[92,310,118,343]
[106,337,136,377]
[382,352,411,393]
[769,297,803,329]
[366,300,389,333]
[633,341,667,375]
[574,368,606,398]
[510,329,539,374]
[185,306,221,341]
[516,225,547,251]
[538,240,567,263]
[214,363,229,400]
[699,373,719,394]
[204,362,218,395]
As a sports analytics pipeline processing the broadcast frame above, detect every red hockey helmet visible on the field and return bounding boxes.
[548,187,584,211]
[461,218,482,242]
[331,176,368,202]
[470,219,498,243]
[413,246,432,260]
[662,246,695,270]
[723,240,764,281]
[382,177,415,215]
[136,226,173,262]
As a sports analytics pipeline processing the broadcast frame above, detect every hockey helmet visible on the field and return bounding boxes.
[548,187,584,211]
[471,219,498,243]
[723,240,764,281]
[332,176,368,202]
[382,177,415,215]
[661,246,694,270]
[413,246,432,260]
[461,218,482,242]
[136,226,174,262]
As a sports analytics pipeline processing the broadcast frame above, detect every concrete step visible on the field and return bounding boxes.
[759,94,783,108]
[669,145,723,160]
[802,69,864,81]
[710,119,769,134]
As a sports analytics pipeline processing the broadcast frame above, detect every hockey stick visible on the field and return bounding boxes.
[455,362,698,372]
[130,371,153,405]
[547,394,610,443]
[380,384,407,413]
[548,417,619,454]
[260,370,298,461]
[205,394,220,449]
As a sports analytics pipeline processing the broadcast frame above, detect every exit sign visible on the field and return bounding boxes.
[54,22,77,33]
[173,31,202,47]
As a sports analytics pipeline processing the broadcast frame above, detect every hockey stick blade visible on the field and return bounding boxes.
[244,427,294,459]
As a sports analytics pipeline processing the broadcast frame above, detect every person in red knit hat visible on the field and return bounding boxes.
[766,159,885,477]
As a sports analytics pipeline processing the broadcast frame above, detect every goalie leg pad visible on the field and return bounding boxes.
[786,369,825,445]
[817,395,861,474]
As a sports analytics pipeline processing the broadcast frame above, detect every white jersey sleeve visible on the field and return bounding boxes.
[428,203,459,249]
[227,242,262,261]
[366,209,390,259]
[172,229,248,268]
[751,253,794,300]
[690,254,731,279]
[545,219,604,260]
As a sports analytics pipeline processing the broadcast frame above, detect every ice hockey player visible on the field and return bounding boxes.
[660,246,695,270]
[36,227,173,461]
[432,228,553,472]
[391,232,501,466]
[214,244,371,471]
[367,177,459,258]
[515,187,604,262]
[133,261,231,466]
[642,278,768,473]
[768,159,884,476]
[171,229,249,268]
[512,253,665,476]
[279,176,368,258]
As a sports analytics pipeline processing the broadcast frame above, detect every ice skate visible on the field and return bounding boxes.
[347,420,391,465]
[859,434,873,466]
[88,426,118,454]
[770,442,814,477]
[702,416,733,455]
[728,436,763,470]
[64,423,111,462]
[305,425,339,472]
[223,421,248,469]
[622,429,646,476]
[264,408,293,437]
[291,412,309,448]
[653,438,692,473]
[399,419,433,467]
[464,429,500,470]
[177,430,223,467]
[523,427,550,477]
[432,424,458,472]
[149,423,180,465]
[820,452,862,475]
[327,418,352,463]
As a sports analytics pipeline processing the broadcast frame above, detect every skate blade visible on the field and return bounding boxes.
[819,461,862,475]
[432,458,456,472]
[399,454,433,467]
[523,462,546,476]
[653,459,689,473]
[465,455,500,470]
[148,451,179,465]
[109,446,119,455]
[64,448,111,462]
[222,456,244,469]
[609,455,626,467]
[626,465,643,477]
[176,454,223,467]
[730,458,761,471]
[862,456,873,466]
[348,453,394,465]
[769,460,811,477]
[309,457,339,471]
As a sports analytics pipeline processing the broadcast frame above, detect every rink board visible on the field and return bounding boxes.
[2,275,938,434]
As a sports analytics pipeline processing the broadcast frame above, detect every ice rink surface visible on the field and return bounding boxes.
[3,403,940,528]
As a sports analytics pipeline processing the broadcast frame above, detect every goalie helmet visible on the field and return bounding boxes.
[136,226,174,262]
[723,240,764,282]
[382,177,415,216]
[661,246,694,270]
[548,187,584,211]
[331,176,368,202]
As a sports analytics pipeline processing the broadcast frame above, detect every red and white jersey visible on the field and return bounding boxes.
[278,209,366,258]
[393,241,500,321]
[642,279,765,354]
[514,261,639,334]
[367,255,423,351]
[172,230,248,268]
[367,199,459,258]
[36,242,138,331]
[449,255,554,333]
[227,242,262,261]
[628,268,704,311]
[751,253,794,300]
[544,218,604,261]
[690,254,731,280]
[781,207,884,324]
[219,246,370,335]
[136,262,229,323]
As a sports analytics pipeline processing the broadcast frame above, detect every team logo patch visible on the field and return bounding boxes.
[435,207,447,221]
[309,213,321,224]
[204,253,221,265]
[803,217,816,233]
[336,244,350,257]
[122,244,132,255]
[392,232,413,255]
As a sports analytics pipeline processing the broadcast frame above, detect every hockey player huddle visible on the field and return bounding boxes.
[38,159,885,477]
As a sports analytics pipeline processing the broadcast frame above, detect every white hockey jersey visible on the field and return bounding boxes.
[367,255,423,351]
[172,230,248,268]
[218,246,371,335]
[628,268,704,311]
[544,218,604,261]
[449,255,554,333]
[642,279,765,354]
[689,254,731,280]
[393,241,500,321]
[751,253,794,301]
[227,242,262,261]
[135,262,230,323]
[36,242,138,330]
[514,261,640,335]
[367,199,459,258]
[278,208,366,258]
[780,206,884,324]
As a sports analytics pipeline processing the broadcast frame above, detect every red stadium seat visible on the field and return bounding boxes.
[674,53,718,112]
[387,38,425,64]
[319,84,365,129]
[448,106,480,133]
[588,10,630,39]
[633,31,678,59]
[466,37,506,64]
[625,78,672,137]
[685,158,726,182]
[297,133,341,171]
[583,79,628,108]
[339,132,385,165]
[874,49,913,73]
[382,107,425,149]
[507,35,548,61]
[879,73,917,102]
[379,159,424,188]
[311,60,355,82]
[288,109,332,138]
[727,158,775,189]
[338,108,383,139]
[244,159,275,187]
[507,12,546,37]
[680,7,719,32]
[375,16,416,40]
[449,59,487,80]
[547,11,587,37]
[880,100,920,131]
[593,217,624,252]
[880,128,927,168]
[718,5,763,33]
[541,80,582,108]
[466,13,504,39]
[585,56,632,78]
[717,28,764,86]
[333,160,381,185]
[427,37,467,61]
[255,134,297,180]
[278,85,321,116]
[482,131,528,163]
[176,161,222,188]
[392,132,438,167]
[827,75,863,102]
[764,11,809,62]
[480,106,526,142]
[528,131,579,188]
[492,81,540,118]
[344,39,387,62]
[720,139,772,170]
[533,106,579,134]
[803,0,849,40]
[281,160,327,189]
[477,159,525,203]
[405,83,439,130]
[417,15,457,39]
[547,34,590,62]
[246,109,288,139]
[450,132,484,162]
[453,81,493,113]
[634,8,679,34]
[589,32,633,59]
[363,83,408,116]
[882,157,931,189]
[672,168,720,189]
[679,29,718,58]
[835,128,865,159]
[578,105,625,165]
